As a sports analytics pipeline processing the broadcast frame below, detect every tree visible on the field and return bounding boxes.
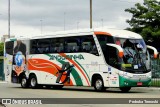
[125,0,160,51]
[0,42,4,56]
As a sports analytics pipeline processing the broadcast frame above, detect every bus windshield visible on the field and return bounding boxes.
[115,38,150,73]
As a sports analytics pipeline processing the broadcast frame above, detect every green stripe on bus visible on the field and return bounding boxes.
[10,38,17,41]
[75,60,90,82]
[58,60,83,86]
[119,76,151,87]
[45,54,83,86]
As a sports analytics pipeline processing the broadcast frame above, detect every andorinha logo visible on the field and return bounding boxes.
[49,54,84,61]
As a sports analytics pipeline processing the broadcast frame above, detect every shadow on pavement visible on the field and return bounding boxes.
[9,85,147,94]
[0,102,6,107]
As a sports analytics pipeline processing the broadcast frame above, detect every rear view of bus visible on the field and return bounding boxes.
[95,28,158,92]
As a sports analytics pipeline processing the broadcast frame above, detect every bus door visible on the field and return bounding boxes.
[4,41,14,82]
[106,44,121,87]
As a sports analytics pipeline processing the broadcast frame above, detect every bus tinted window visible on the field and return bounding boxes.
[97,35,114,45]
[30,39,51,54]
[5,41,14,55]
[81,35,98,55]
[106,45,119,69]
[64,37,80,53]
[51,38,64,53]
[97,35,117,65]
[30,35,98,55]
[64,35,98,55]
[107,36,114,43]
[30,40,37,54]
[37,39,50,54]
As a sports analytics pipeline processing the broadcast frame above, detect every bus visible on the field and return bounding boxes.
[4,28,158,92]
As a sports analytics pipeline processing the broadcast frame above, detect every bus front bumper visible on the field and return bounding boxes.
[119,76,151,87]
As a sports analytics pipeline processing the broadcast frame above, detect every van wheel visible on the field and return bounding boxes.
[120,87,131,92]
[94,76,106,91]
[21,76,28,88]
[29,75,38,88]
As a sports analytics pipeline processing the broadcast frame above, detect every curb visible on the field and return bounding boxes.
[0,81,7,84]
[148,87,160,90]
[133,87,160,91]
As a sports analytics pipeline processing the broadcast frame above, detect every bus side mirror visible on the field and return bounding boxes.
[106,43,124,58]
[147,45,158,59]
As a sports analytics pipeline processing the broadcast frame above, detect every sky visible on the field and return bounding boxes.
[0,0,144,38]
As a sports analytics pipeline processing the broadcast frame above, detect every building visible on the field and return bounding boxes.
[1,35,15,43]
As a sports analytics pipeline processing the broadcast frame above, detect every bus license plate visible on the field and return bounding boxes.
[137,82,142,86]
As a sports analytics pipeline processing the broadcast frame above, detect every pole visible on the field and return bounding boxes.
[77,21,79,30]
[8,0,10,38]
[40,19,43,35]
[90,0,92,29]
[101,18,103,28]
[64,12,66,31]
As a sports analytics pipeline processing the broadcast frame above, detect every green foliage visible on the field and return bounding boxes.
[125,0,160,41]
[0,42,4,56]
[151,79,160,87]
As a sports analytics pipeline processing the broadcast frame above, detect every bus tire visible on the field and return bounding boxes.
[94,76,106,91]
[120,87,131,93]
[29,75,38,89]
[21,76,28,88]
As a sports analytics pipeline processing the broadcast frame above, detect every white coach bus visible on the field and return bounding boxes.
[4,28,158,92]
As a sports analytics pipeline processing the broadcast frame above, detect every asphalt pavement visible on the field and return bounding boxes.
[0,81,160,107]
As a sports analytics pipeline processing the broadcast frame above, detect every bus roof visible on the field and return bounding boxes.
[94,28,142,39]
[5,27,142,42]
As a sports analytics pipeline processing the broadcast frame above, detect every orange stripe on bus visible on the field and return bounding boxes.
[94,31,112,36]
[28,58,73,85]
[59,53,90,86]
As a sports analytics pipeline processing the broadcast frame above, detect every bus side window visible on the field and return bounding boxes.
[107,36,114,43]
[81,35,98,55]
[50,38,64,53]
[106,46,120,69]
[65,37,80,53]
[50,39,56,53]
[50,44,55,53]
[5,41,14,55]
[54,43,59,53]
[91,44,98,55]
[36,39,50,54]
[82,43,90,52]
[30,40,37,54]
[59,43,64,53]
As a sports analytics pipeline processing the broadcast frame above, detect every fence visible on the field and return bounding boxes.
[151,59,160,87]
[0,59,4,81]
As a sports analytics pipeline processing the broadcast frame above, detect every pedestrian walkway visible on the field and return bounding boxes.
[0,81,7,84]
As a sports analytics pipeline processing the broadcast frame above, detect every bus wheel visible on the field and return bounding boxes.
[29,75,38,89]
[94,76,105,91]
[120,87,131,93]
[21,76,28,88]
